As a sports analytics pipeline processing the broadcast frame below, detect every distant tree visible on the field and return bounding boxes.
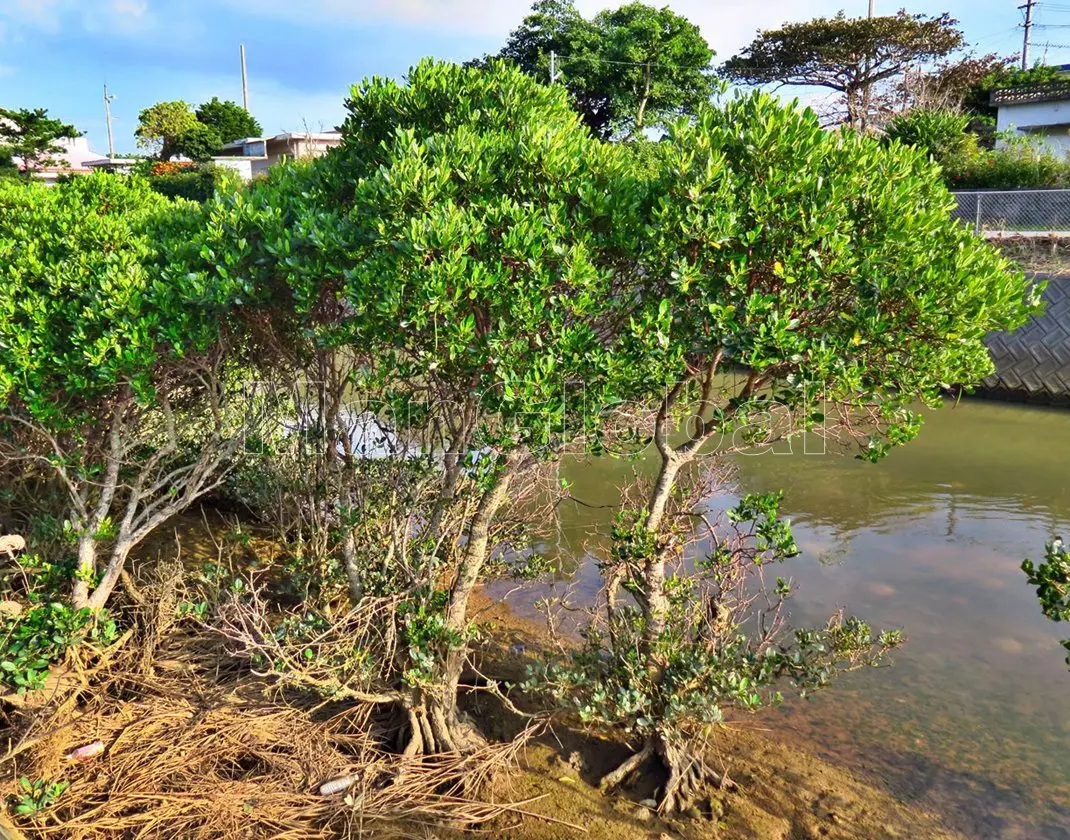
[170,122,223,162]
[963,62,1066,123]
[592,2,718,137]
[0,107,80,171]
[195,97,261,145]
[723,11,964,129]
[479,0,717,138]
[135,100,198,160]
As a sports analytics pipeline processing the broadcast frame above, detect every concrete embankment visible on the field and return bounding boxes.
[981,273,1070,404]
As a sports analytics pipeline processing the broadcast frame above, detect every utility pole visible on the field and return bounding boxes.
[860,0,875,130]
[240,44,249,111]
[103,83,115,159]
[549,50,558,83]
[1021,0,1035,71]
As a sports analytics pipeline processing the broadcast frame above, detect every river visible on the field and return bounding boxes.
[496,398,1070,839]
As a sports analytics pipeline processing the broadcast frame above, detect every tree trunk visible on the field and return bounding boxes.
[86,540,133,611]
[641,454,681,647]
[342,528,363,606]
[430,449,522,750]
[71,535,97,609]
[635,61,652,133]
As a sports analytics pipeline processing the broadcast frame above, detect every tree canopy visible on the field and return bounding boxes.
[479,0,717,138]
[723,11,964,129]
[137,98,260,160]
[169,122,223,162]
[135,100,199,160]
[195,97,262,145]
[0,107,80,171]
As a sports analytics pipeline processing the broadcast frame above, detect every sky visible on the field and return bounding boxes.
[0,0,1060,154]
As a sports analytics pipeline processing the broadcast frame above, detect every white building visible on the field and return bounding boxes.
[4,131,112,182]
[212,130,342,180]
[994,80,1070,155]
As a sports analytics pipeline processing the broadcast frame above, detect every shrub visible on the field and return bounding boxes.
[0,174,250,610]
[188,57,647,754]
[529,91,1039,813]
[144,162,228,201]
[884,108,975,163]
[1023,538,1070,668]
[943,134,1070,189]
[0,602,117,693]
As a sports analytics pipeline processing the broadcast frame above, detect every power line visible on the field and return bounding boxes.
[551,53,712,72]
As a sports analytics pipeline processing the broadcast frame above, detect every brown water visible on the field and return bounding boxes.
[497,398,1070,839]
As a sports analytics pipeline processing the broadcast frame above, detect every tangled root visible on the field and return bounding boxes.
[599,734,736,815]
[0,630,530,840]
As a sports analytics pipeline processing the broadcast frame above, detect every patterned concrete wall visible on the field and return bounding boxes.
[982,274,1070,403]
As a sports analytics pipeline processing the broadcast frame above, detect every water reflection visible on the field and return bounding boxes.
[497,399,1070,839]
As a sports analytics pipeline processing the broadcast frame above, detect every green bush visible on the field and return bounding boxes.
[883,109,1070,189]
[944,135,1070,189]
[144,162,228,201]
[1023,539,1070,668]
[885,109,975,164]
[0,602,117,692]
[0,173,246,611]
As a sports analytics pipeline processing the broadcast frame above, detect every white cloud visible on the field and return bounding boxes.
[111,0,148,21]
[216,0,850,56]
[0,0,153,38]
[218,0,529,37]
[179,71,350,137]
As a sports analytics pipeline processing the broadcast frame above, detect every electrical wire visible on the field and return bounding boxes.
[552,53,712,72]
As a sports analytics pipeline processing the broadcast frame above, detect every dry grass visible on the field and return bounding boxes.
[0,621,545,840]
[991,233,1070,275]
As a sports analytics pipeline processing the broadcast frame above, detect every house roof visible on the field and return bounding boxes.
[220,130,341,152]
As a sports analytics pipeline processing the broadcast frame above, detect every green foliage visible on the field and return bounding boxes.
[13,777,69,816]
[0,602,117,692]
[170,122,222,162]
[137,97,261,161]
[616,92,1036,451]
[723,12,964,128]
[197,58,644,455]
[883,103,1070,189]
[965,63,1066,124]
[144,162,229,201]
[0,174,206,420]
[0,107,80,171]
[1022,538,1070,668]
[481,0,717,138]
[0,172,245,610]
[942,133,1070,189]
[531,493,902,737]
[396,590,466,687]
[135,100,199,160]
[195,97,261,145]
[884,109,974,163]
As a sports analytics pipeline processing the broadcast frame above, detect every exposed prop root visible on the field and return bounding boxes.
[657,735,736,815]
[599,735,737,814]
[397,703,487,757]
[599,739,655,792]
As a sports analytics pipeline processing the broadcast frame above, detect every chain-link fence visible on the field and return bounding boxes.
[951,189,1070,234]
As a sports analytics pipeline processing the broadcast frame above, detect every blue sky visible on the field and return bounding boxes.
[0,0,1058,154]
